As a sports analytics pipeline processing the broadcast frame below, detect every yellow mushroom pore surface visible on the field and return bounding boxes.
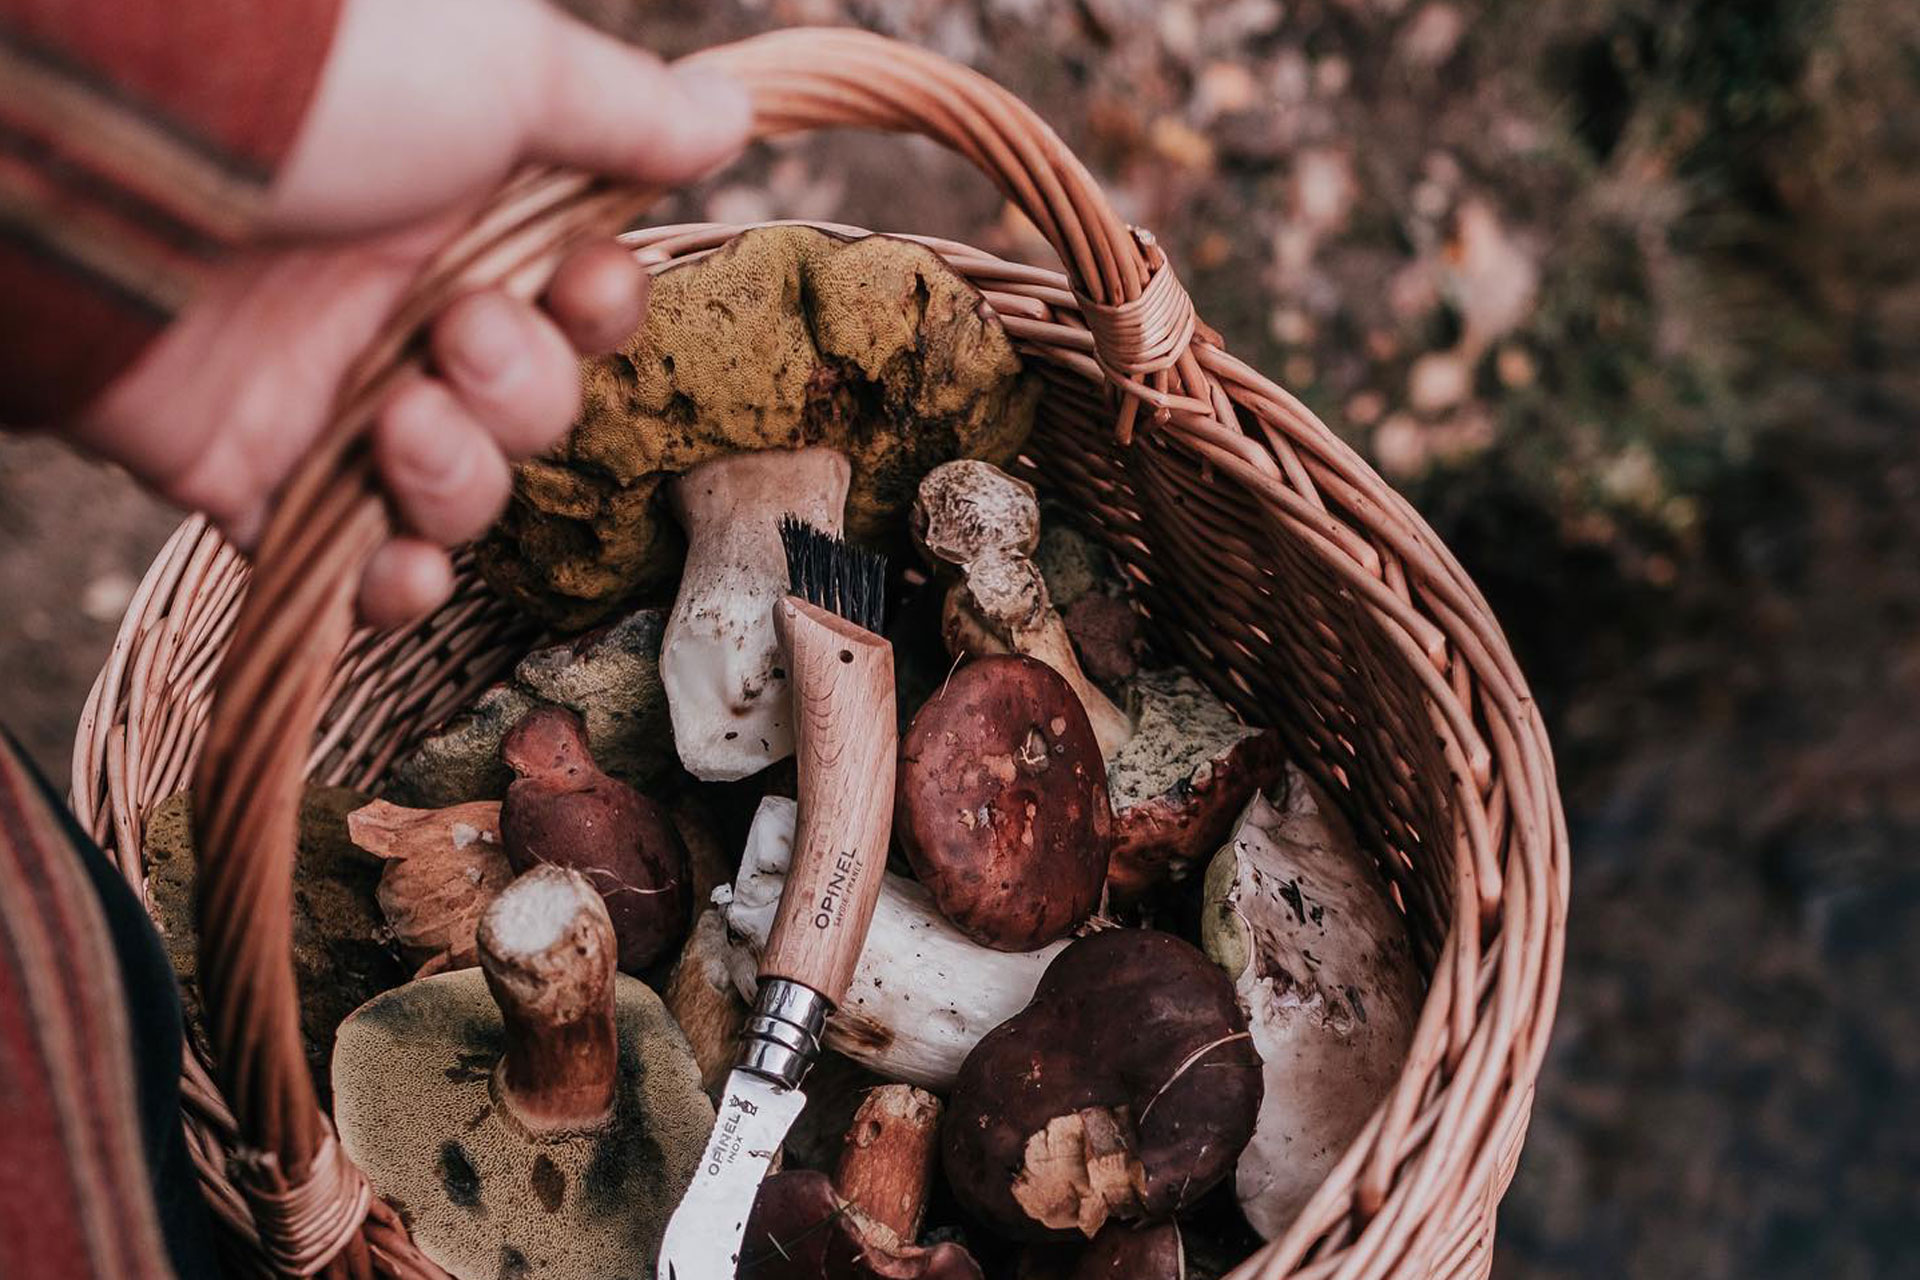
[331,969,712,1280]
[478,224,1040,628]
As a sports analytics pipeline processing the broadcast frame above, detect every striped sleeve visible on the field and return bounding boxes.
[0,0,344,425]
[0,736,178,1279]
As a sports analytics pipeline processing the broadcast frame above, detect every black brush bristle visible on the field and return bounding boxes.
[780,517,887,634]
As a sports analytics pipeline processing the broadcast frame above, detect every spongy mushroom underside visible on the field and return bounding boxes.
[480,224,1041,627]
[331,970,713,1280]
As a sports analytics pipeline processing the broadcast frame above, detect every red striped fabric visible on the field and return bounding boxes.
[0,738,175,1279]
[0,0,342,424]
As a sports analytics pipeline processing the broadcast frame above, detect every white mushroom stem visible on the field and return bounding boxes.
[476,866,619,1135]
[716,797,1066,1090]
[662,447,852,781]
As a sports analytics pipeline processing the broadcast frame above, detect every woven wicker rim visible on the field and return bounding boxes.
[70,27,1567,1280]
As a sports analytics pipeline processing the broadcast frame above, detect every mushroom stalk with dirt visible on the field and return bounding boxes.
[331,865,711,1279]
[915,461,1133,757]
[1200,771,1422,1239]
[740,1085,983,1279]
[717,795,1068,1090]
[661,447,852,780]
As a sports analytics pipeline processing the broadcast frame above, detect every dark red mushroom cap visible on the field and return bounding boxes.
[1072,1220,1183,1279]
[500,706,691,972]
[943,929,1263,1241]
[740,1171,984,1280]
[896,655,1112,952]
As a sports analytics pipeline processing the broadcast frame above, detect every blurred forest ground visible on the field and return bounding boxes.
[2,0,1916,1275]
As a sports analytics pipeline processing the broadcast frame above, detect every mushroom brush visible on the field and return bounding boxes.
[658,520,898,1280]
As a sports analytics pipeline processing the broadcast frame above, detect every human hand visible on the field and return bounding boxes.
[69,0,750,626]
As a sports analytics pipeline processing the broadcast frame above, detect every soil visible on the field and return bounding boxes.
[2,1,1915,1275]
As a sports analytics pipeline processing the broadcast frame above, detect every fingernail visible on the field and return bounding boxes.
[448,294,523,386]
[673,66,752,134]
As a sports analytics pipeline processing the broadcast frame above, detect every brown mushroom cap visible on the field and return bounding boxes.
[896,655,1112,952]
[332,871,712,1280]
[740,1172,985,1280]
[1072,1220,1184,1279]
[501,706,690,972]
[942,929,1262,1242]
[479,225,1040,628]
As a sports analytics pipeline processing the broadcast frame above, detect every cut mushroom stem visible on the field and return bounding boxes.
[742,1084,981,1278]
[475,865,619,1134]
[916,461,1133,758]
[836,1085,944,1246]
[662,446,852,781]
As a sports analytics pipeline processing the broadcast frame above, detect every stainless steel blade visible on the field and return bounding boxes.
[657,1068,807,1280]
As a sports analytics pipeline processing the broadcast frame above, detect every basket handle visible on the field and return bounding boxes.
[188,26,1220,1272]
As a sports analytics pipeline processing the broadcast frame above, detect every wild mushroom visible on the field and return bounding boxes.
[717,796,1068,1090]
[740,1085,982,1279]
[1200,772,1421,1239]
[1071,1221,1184,1279]
[664,909,747,1095]
[331,866,712,1279]
[1104,671,1284,904]
[914,465,1281,900]
[386,606,674,808]
[914,462,1133,757]
[942,929,1262,1242]
[347,798,515,976]
[479,225,1039,778]
[500,706,689,973]
[896,654,1111,951]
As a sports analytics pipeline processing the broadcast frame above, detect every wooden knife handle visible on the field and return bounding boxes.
[761,596,897,1005]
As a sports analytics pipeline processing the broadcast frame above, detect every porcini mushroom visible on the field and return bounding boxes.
[896,654,1111,951]
[1072,1221,1184,1280]
[741,1085,982,1280]
[347,798,514,976]
[942,929,1262,1242]
[500,706,690,973]
[479,226,1039,778]
[1200,772,1421,1239]
[914,462,1132,757]
[717,796,1068,1090]
[664,909,747,1095]
[1104,672,1284,904]
[914,466,1281,900]
[331,866,712,1279]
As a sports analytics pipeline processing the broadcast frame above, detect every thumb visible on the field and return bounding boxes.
[531,14,753,187]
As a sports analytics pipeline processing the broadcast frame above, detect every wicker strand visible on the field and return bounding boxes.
[1074,232,1200,387]
[231,1129,374,1277]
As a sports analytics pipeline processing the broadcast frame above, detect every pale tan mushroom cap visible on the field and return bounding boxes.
[332,970,712,1280]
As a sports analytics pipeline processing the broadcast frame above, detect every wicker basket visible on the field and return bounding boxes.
[69,27,1566,1280]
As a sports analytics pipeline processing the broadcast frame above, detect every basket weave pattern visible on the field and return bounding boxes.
[71,28,1565,1280]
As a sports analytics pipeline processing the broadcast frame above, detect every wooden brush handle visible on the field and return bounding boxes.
[761,597,897,1005]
